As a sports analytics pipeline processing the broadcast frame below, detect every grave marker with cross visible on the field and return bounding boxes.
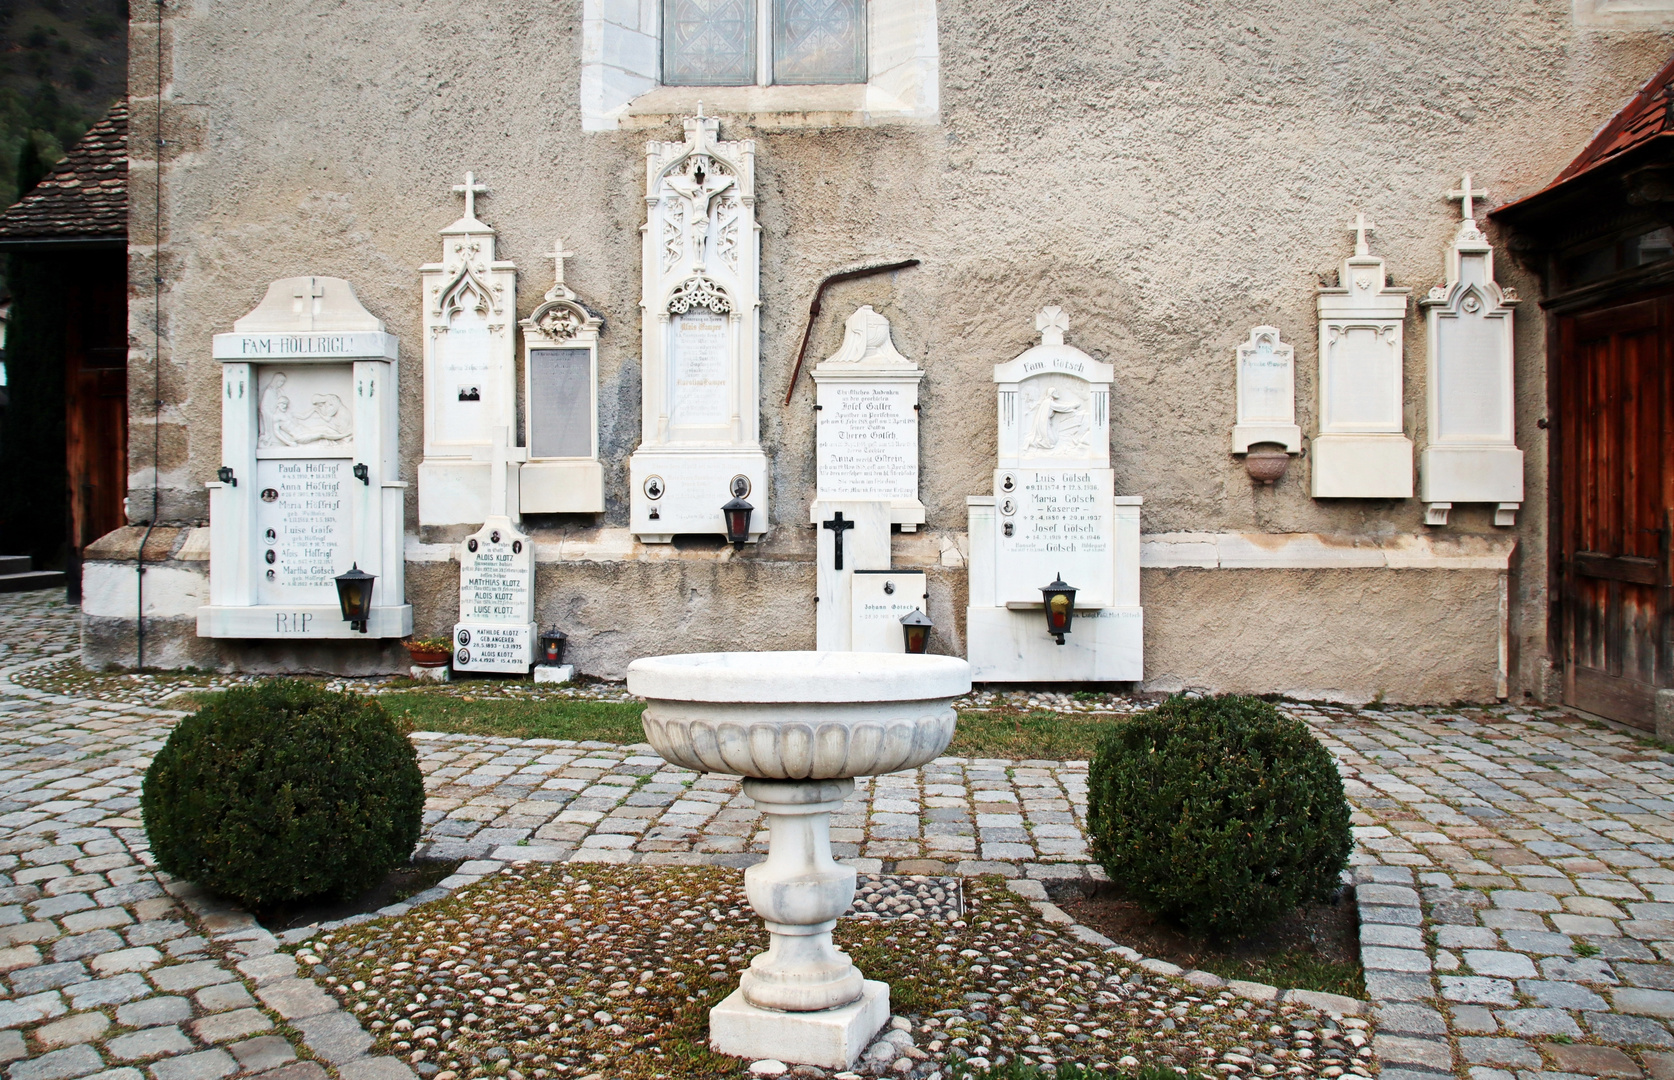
[812,500,892,651]
[453,171,489,221]
[1448,173,1488,223]
[292,278,325,331]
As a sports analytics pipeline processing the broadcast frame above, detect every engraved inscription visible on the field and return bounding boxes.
[817,384,917,500]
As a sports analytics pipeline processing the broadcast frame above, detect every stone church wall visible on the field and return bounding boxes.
[95,0,1674,700]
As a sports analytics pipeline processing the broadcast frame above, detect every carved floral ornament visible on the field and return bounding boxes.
[667,275,733,315]
[523,297,601,342]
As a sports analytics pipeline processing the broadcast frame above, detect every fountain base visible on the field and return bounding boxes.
[709,979,890,1069]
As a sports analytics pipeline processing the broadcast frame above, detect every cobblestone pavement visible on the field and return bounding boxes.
[5,587,1674,1079]
[1299,702,1674,1080]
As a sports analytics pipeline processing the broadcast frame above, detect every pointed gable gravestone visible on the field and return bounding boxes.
[630,114,768,543]
[418,172,522,526]
[520,237,605,513]
[1313,214,1414,499]
[965,307,1142,681]
[1419,174,1523,526]
[200,277,411,639]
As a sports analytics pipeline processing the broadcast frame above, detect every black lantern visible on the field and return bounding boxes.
[334,563,376,633]
[1040,573,1077,645]
[722,497,754,547]
[900,609,932,654]
[540,627,568,665]
[216,466,237,487]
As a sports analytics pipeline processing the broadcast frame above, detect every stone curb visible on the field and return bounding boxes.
[1007,885,1369,1019]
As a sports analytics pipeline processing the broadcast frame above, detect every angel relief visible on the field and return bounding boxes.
[1022,382,1092,454]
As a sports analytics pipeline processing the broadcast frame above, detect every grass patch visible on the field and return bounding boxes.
[1191,948,1364,999]
[947,708,1115,760]
[379,693,648,742]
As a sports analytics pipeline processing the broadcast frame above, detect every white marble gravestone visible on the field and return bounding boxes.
[520,238,605,514]
[1419,175,1523,527]
[850,569,929,654]
[814,499,892,652]
[418,173,522,526]
[1232,326,1302,455]
[200,276,412,639]
[454,425,536,673]
[630,114,768,543]
[813,306,925,530]
[1313,215,1414,499]
[966,308,1142,681]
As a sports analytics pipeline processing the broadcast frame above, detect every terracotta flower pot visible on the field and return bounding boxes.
[405,646,451,667]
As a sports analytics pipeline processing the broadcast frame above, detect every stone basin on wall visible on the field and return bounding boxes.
[626,650,972,1069]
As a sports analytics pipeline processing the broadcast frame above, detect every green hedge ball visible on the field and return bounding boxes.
[1086,694,1353,942]
[141,679,425,909]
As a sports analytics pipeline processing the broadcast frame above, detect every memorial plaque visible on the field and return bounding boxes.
[850,570,927,654]
[993,468,1115,608]
[1436,315,1505,439]
[453,622,535,674]
[529,347,593,459]
[255,365,355,457]
[1324,326,1399,429]
[817,383,918,501]
[437,310,493,446]
[1239,339,1289,423]
[670,311,730,427]
[254,458,351,607]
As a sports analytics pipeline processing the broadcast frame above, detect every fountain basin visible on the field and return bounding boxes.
[626,650,971,1068]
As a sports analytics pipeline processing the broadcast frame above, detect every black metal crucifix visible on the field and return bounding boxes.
[822,511,855,571]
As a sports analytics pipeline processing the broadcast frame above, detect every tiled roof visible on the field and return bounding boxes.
[1496,53,1674,216]
[0,100,127,240]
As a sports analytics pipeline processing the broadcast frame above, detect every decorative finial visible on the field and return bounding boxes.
[1036,306,1069,347]
[1447,172,1488,223]
[1349,213,1374,257]
[452,171,489,220]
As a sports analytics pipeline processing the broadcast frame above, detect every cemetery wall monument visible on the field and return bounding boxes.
[79,0,1674,700]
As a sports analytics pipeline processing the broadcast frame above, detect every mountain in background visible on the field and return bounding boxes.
[0,0,127,207]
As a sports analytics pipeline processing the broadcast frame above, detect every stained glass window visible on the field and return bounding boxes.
[663,0,757,87]
[772,0,865,84]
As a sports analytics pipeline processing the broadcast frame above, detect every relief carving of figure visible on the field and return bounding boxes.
[258,372,353,449]
[1023,386,1090,453]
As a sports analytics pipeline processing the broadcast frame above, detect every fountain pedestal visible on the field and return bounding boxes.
[626,651,970,1069]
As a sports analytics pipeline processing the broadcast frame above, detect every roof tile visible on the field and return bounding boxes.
[0,100,127,240]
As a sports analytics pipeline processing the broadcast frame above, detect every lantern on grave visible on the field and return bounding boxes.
[1040,573,1076,645]
[900,609,933,655]
[722,497,753,547]
[334,564,376,633]
[540,627,569,666]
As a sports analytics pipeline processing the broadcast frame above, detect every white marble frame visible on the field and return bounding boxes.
[1231,325,1302,454]
[519,251,606,515]
[417,176,519,527]
[202,281,410,639]
[581,0,939,130]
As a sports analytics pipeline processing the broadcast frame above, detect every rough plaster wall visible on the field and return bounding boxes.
[1141,567,1506,705]
[134,0,1673,692]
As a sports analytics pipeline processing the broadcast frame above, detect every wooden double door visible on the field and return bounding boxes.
[1556,293,1674,728]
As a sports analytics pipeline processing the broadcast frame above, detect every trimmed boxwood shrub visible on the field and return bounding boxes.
[1086,694,1351,940]
[142,679,425,908]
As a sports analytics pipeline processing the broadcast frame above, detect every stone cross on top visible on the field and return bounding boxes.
[292,277,324,330]
[1349,213,1375,256]
[1036,306,1069,347]
[546,238,574,289]
[472,425,528,521]
[1448,173,1488,223]
[452,171,489,222]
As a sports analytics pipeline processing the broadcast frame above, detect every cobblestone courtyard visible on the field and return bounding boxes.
[1,589,1674,1078]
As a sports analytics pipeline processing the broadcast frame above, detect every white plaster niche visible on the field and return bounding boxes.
[629,113,768,543]
[417,173,523,527]
[1419,174,1523,527]
[813,306,925,529]
[965,307,1142,682]
[519,238,605,514]
[1231,325,1301,484]
[199,276,412,639]
[1312,214,1414,499]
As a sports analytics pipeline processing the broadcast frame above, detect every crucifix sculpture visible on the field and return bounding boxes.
[453,171,489,220]
[1448,173,1488,223]
[822,511,855,571]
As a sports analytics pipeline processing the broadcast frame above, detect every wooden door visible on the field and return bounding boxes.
[63,256,128,556]
[1556,295,1674,728]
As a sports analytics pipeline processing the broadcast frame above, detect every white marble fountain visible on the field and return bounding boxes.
[626,650,972,1069]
